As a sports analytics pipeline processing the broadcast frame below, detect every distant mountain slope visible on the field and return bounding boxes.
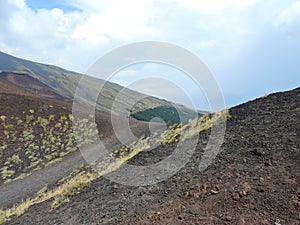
[0,51,203,123]
[0,72,66,100]
[0,77,32,96]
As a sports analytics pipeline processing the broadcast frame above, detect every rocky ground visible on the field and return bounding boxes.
[4,87,300,225]
[0,78,151,209]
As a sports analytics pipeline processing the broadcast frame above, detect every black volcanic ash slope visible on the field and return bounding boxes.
[5,87,300,225]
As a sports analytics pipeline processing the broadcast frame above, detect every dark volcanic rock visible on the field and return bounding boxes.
[5,87,300,225]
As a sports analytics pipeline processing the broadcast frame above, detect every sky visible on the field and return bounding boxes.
[0,0,300,111]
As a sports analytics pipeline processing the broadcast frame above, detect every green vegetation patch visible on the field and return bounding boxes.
[130,105,202,125]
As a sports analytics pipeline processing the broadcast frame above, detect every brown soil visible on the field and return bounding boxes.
[0,78,151,209]
[0,72,67,100]
[3,87,299,224]
[0,76,151,143]
[0,77,33,97]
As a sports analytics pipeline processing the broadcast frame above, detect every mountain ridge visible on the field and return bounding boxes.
[0,51,204,123]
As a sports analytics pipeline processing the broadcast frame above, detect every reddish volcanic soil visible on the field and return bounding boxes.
[0,72,67,100]
[0,77,33,96]
[0,78,152,209]
[3,87,299,225]
[0,77,150,140]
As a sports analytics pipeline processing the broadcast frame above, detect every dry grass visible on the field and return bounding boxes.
[0,148,145,224]
[0,109,231,224]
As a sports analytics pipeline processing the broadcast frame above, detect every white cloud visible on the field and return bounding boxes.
[69,0,156,40]
[0,0,90,70]
[174,0,258,14]
[0,0,298,82]
[0,0,299,110]
[0,0,159,71]
[274,1,300,27]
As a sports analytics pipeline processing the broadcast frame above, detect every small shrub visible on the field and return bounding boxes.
[1,167,15,179]
[13,173,31,181]
[5,154,23,165]
[48,114,55,121]
[0,145,8,151]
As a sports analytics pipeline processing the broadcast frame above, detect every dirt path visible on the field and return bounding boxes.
[0,126,161,209]
[0,148,85,209]
[0,139,115,209]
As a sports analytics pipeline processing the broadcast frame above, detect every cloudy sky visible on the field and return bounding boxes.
[1,0,299,110]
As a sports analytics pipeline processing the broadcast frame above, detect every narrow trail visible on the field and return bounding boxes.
[0,149,85,209]
[0,140,113,209]
[0,126,162,209]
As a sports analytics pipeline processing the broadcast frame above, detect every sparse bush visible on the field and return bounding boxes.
[1,167,15,179]
[48,114,55,121]
[161,124,182,145]
[5,154,22,165]
[0,111,101,183]
[0,145,7,151]
[13,173,31,181]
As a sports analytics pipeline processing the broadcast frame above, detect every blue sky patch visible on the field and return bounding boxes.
[26,0,78,12]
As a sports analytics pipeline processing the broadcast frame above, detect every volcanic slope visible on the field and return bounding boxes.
[0,72,67,100]
[4,87,299,224]
[0,78,151,208]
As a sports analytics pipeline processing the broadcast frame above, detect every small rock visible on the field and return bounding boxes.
[237,217,246,225]
[261,219,271,225]
[178,215,183,220]
[193,192,200,198]
[275,219,282,225]
[286,163,292,168]
[256,187,265,192]
[157,211,161,215]
[232,193,240,201]
[294,201,300,208]
[211,190,219,195]
[259,177,264,183]
[265,160,272,166]
[224,216,233,221]
[239,190,247,197]
[252,148,265,156]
